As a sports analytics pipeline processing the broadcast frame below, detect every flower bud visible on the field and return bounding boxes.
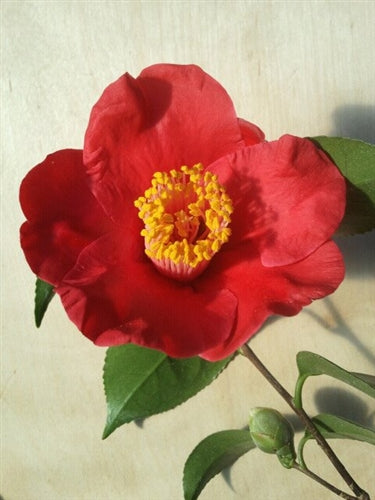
[248,407,296,468]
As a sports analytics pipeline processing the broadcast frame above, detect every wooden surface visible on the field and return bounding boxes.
[2,1,375,499]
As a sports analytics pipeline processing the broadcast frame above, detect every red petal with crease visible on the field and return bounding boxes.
[210,135,346,266]
[57,230,238,358]
[199,240,344,361]
[83,64,245,223]
[20,149,112,285]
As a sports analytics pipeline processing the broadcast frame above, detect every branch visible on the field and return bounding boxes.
[240,343,370,500]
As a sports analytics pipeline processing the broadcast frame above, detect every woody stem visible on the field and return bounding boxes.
[292,463,358,500]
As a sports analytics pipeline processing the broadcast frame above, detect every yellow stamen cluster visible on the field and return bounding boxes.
[134,163,233,281]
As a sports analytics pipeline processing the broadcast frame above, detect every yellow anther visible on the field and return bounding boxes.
[134,163,233,281]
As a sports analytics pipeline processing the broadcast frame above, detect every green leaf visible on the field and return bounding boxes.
[297,413,375,467]
[294,351,375,408]
[183,430,255,500]
[311,414,375,443]
[351,372,375,387]
[102,344,233,438]
[34,277,55,327]
[310,136,375,235]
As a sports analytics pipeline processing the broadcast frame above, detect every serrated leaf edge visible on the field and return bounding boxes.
[102,346,234,438]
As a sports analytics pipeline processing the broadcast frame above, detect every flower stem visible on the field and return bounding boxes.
[240,343,370,500]
[292,463,358,500]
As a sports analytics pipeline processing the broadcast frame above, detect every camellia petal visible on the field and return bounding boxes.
[83,64,247,223]
[57,231,238,357]
[238,117,265,145]
[199,240,345,361]
[210,135,346,266]
[20,149,113,285]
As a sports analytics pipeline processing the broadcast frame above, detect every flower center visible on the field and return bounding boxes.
[134,163,233,281]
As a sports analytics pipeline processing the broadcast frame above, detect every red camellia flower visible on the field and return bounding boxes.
[20,64,346,360]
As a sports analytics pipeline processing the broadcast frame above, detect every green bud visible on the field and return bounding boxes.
[248,407,296,469]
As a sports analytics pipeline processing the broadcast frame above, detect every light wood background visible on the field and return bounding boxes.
[2,1,374,499]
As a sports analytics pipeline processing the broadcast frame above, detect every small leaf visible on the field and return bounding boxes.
[294,351,375,408]
[310,136,375,235]
[102,344,233,438]
[183,430,255,500]
[34,277,55,327]
[297,413,375,467]
[311,414,375,444]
